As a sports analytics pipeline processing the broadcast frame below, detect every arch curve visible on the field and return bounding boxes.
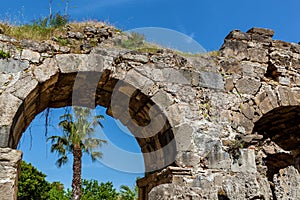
[253,105,300,179]
[9,67,178,173]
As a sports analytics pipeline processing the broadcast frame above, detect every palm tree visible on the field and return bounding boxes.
[47,106,107,200]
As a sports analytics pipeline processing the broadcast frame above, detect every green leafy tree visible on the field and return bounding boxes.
[81,179,119,200]
[17,161,50,200]
[47,106,107,200]
[48,182,69,200]
[119,185,138,200]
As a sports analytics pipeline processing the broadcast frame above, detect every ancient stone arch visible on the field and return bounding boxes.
[1,25,300,199]
[0,49,186,200]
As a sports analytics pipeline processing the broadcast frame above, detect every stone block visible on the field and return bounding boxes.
[0,125,10,147]
[141,112,167,138]
[241,103,255,120]
[207,150,231,170]
[56,54,89,73]
[33,58,59,82]
[271,40,291,50]
[231,112,254,133]
[223,173,270,199]
[254,86,279,114]
[87,54,105,71]
[247,48,268,63]
[161,68,190,84]
[124,69,153,91]
[21,49,40,63]
[0,148,22,200]
[173,124,193,151]
[225,30,250,40]
[278,76,290,86]
[194,134,222,156]
[259,97,275,114]
[221,40,248,56]
[220,59,242,75]
[273,166,300,200]
[270,50,291,67]
[121,53,149,64]
[231,149,256,173]
[7,75,38,100]
[236,77,261,95]
[246,28,274,43]
[276,85,298,106]
[224,78,234,92]
[175,151,199,168]
[247,28,274,37]
[0,59,29,73]
[151,90,174,110]
[199,71,224,90]
[149,184,202,200]
[165,104,187,127]
[0,92,22,126]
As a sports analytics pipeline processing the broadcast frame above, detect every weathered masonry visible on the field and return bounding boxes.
[0,25,300,199]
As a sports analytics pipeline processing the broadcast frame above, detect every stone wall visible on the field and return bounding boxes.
[0,148,22,200]
[0,24,299,199]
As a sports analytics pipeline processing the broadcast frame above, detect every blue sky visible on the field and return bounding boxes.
[1,1,300,50]
[2,0,300,191]
[18,106,144,189]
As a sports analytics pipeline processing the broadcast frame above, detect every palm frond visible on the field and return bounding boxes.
[92,115,105,128]
[47,135,60,143]
[90,151,103,162]
[49,106,107,166]
[84,138,107,149]
[47,134,70,154]
[120,185,131,191]
[59,113,73,121]
[56,155,68,167]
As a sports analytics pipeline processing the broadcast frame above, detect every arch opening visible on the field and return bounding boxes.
[10,69,177,198]
[18,105,145,190]
[253,106,300,180]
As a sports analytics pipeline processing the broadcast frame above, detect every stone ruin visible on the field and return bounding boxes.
[0,24,300,199]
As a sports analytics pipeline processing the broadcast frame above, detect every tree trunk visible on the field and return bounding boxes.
[72,145,82,200]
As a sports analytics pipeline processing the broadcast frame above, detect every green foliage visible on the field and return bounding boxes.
[49,13,69,28]
[207,50,220,57]
[0,13,69,41]
[121,32,145,49]
[17,161,50,200]
[80,179,119,200]
[32,17,49,28]
[135,47,161,54]
[119,185,138,200]
[57,37,69,46]
[227,140,244,161]
[0,50,10,59]
[18,161,70,200]
[18,160,139,200]
[48,182,69,200]
[32,12,69,28]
